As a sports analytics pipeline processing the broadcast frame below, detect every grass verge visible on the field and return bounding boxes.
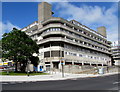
[0,71,48,76]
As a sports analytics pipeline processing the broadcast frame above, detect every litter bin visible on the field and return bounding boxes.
[99,68,104,74]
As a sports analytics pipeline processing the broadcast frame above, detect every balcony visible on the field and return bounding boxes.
[37,37,111,55]
[29,22,110,48]
[40,30,108,50]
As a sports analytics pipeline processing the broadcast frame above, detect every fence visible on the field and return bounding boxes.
[58,65,120,74]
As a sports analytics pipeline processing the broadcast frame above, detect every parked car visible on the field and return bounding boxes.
[0,66,5,71]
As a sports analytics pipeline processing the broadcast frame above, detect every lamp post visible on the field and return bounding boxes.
[27,60,30,77]
[60,48,64,78]
[107,61,109,73]
[61,60,64,78]
[27,70,30,77]
[33,53,39,72]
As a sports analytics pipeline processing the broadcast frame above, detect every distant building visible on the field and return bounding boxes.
[21,2,112,71]
[111,41,120,66]
[0,58,14,66]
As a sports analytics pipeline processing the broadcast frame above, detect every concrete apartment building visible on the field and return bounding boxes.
[111,41,120,66]
[21,2,112,71]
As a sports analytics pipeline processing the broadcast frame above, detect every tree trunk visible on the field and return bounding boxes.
[15,61,18,72]
[20,61,27,73]
[21,63,26,72]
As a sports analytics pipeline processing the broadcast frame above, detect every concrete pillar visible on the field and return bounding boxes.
[38,2,52,23]
[90,63,92,66]
[37,65,40,72]
[44,65,46,71]
[51,62,53,68]
[64,23,66,26]
[59,62,62,70]
[72,61,74,65]
[82,62,84,65]
[97,26,106,37]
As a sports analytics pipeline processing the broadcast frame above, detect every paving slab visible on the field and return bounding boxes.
[0,72,119,82]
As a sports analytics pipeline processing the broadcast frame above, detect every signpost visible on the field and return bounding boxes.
[61,61,64,78]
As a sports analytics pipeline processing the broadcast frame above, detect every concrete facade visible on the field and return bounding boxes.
[97,26,106,38]
[38,2,52,23]
[111,42,120,66]
[21,2,112,71]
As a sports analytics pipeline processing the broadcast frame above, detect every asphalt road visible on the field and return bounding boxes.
[1,74,120,91]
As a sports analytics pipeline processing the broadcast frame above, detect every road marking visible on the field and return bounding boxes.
[71,78,77,80]
[9,82,16,84]
[113,81,120,84]
[2,83,9,84]
[2,82,17,85]
[109,87,119,90]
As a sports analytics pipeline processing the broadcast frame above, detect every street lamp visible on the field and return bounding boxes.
[27,70,30,77]
[27,60,31,77]
[107,61,109,73]
[61,60,64,78]
[60,49,64,78]
[33,53,39,71]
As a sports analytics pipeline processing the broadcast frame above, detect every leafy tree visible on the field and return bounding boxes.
[2,28,39,72]
[0,40,2,58]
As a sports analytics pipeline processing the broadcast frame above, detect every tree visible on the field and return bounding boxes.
[0,40,2,58]
[2,28,39,72]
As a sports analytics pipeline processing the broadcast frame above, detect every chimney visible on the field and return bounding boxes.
[38,2,52,23]
[97,26,106,37]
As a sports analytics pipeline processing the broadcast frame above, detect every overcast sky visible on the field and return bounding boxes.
[1,1,119,44]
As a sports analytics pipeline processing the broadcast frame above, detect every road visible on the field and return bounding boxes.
[1,74,119,91]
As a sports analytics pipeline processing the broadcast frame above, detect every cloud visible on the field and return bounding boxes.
[0,21,21,33]
[0,21,21,38]
[53,2,118,43]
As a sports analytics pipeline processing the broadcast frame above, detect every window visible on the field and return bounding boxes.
[44,51,50,58]
[73,53,77,56]
[79,54,82,57]
[79,30,82,32]
[51,51,64,57]
[45,62,50,64]
[51,42,64,47]
[74,28,77,31]
[44,43,50,48]
[51,51,60,57]
[84,32,86,35]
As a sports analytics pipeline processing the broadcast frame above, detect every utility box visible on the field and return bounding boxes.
[37,65,44,72]
[99,68,104,74]
[26,64,34,72]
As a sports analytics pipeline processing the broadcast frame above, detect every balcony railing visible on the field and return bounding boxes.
[37,37,111,55]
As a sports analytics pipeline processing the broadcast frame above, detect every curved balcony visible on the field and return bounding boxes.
[37,37,111,55]
[40,30,108,50]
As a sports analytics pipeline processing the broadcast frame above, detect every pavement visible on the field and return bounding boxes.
[1,73,119,90]
[0,71,119,82]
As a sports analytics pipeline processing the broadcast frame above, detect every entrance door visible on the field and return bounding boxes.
[40,66,43,71]
[46,65,50,71]
[53,62,59,69]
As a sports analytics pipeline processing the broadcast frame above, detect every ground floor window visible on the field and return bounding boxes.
[53,62,59,69]
[44,51,50,57]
